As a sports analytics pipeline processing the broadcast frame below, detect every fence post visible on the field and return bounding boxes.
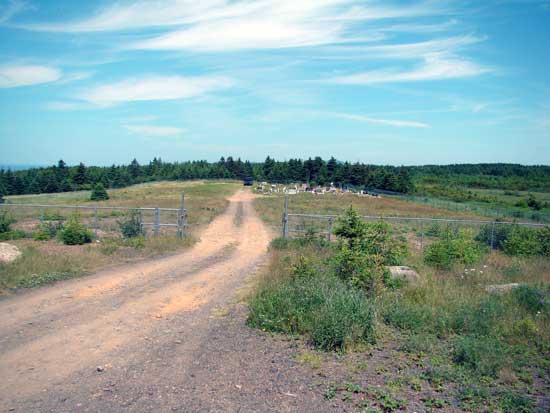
[420,220,424,251]
[179,192,186,238]
[490,221,495,250]
[154,207,160,237]
[327,217,333,242]
[138,209,143,235]
[282,194,289,239]
[93,207,98,240]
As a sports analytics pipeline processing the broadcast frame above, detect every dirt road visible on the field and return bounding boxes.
[0,190,332,412]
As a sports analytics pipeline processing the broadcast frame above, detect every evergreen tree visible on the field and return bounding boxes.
[90,183,109,201]
[73,162,88,185]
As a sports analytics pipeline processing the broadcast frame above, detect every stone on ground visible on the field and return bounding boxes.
[0,242,22,264]
[387,266,420,283]
[485,283,521,294]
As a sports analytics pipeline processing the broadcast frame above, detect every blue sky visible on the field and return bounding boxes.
[0,0,549,166]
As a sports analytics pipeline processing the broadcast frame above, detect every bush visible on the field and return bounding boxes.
[118,209,144,238]
[34,221,63,241]
[537,226,550,257]
[248,269,376,351]
[58,214,93,245]
[503,226,541,257]
[452,335,507,377]
[331,246,386,295]
[476,223,512,250]
[0,210,15,233]
[0,229,26,241]
[512,285,549,315]
[90,183,109,201]
[424,230,481,269]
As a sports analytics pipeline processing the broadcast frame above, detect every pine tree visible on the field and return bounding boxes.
[73,162,87,185]
[90,183,109,201]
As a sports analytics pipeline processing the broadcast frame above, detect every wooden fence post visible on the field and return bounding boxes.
[490,221,495,250]
[327,217,333,242]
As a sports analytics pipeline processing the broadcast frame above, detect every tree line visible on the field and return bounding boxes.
[0,157,414,197]
[1,158,548,199]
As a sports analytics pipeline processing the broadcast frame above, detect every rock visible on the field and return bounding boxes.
[387,266,420,284]
[485,283,521,294]
[0,243,22,264]
[96,366,104,372]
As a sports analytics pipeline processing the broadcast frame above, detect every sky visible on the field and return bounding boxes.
[0,0,549,166]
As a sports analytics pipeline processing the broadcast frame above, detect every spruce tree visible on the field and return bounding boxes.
[90,183,109,201]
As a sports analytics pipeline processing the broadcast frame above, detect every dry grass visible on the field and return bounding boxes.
[253,192,485,230]
[0,181,241,292]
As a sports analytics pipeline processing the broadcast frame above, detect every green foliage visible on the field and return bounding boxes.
[118,209,144,238]
[58,214,93,245]
[34,221,63,241]
[424,229,482,269]
[333,206,368,248]
[476,223,550,257]
[452,335,507,377]
[90,183,109,201]
[331,207,406,295]
[0,210,15,233]
[512,285,549,315]
[331,246,386,295]
[247,266,375,351]
[0,229,26,241]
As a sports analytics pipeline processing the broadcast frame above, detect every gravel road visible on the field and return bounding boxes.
[0,190,331,413]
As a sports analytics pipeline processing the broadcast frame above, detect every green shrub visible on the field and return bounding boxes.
[58,214,93,245]
[424,230,481,269]
[452,335,507,377]
[0,229,26,241]
[331,246,386,295]
[90,183,109,201]
[0,210,15,233]
[117,209,144,238]
[537,226,550,256]
[123,236,145,249]
[34,221,63,241]
[248,270,376,351]
[503,226,541,257]
[512,285,549,315]
[476,223,512,250]
[99,239,119,255]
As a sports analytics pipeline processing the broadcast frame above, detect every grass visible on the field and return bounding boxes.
[253,191,486,231]
[247,226,550,411]
[0,180,240,292]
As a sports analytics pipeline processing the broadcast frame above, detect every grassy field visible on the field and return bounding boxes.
[253,192,486,232]
[0,180,241,292]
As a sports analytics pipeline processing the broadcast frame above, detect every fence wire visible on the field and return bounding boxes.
[0,202,187,239]
[285,212,547,251]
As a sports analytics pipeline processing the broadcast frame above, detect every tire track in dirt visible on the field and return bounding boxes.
[0,189,272,411]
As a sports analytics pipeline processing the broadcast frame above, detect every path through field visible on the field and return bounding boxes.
[0,189,329,412]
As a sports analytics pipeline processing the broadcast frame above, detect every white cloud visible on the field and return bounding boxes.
[0,0,28,24]
[0,64,61,88]
[46,101,83,111]
[327,112,430,128]
[326,53,491,85]
[79,75,234,106]
[124,124,185,137]
[18,0,448,52]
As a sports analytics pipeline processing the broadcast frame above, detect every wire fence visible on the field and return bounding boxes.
[282,208,547,252]
[0,194,187,240]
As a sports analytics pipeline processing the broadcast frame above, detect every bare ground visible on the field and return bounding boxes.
[0,189,333,413]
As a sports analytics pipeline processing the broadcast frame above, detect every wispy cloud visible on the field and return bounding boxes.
[326,53,491,85]
[16,0,448,52]
[79,75,234,106]
[124,124,185,137]
[0,64,61,88]
[0,0,28,24]
[326,111,430,128]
